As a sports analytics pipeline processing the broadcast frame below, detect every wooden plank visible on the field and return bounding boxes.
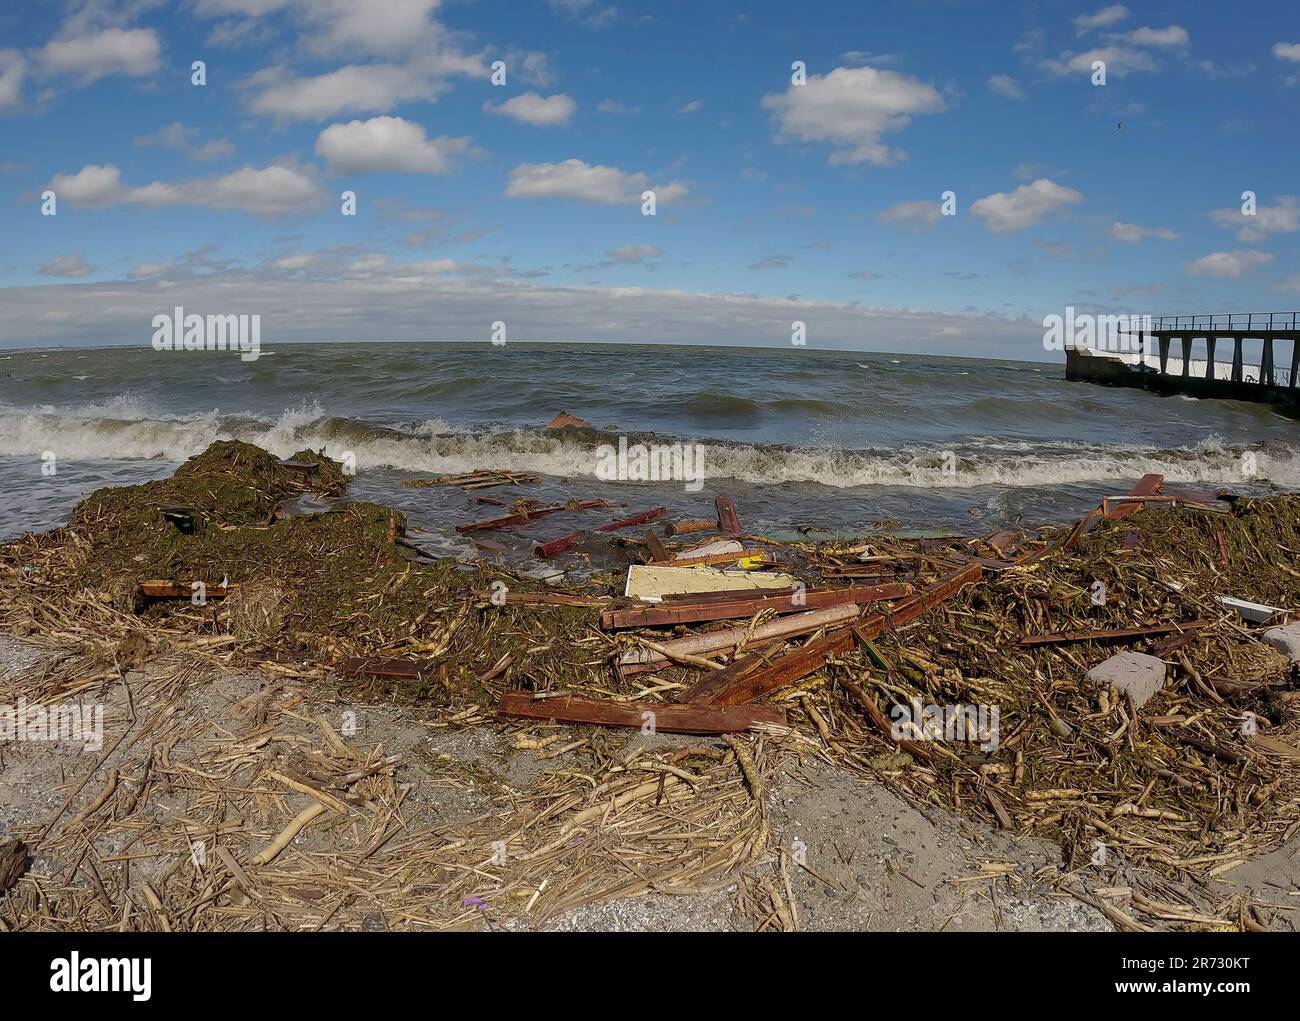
[338,656,425,681]
[455,499,609,533]
[648,548,768,568]
[1017,621,1208,648]
[1105,473,1164,520]
[477,591,610,608]
[693,565,983,706]
[716,496,742,535]
[496,691,786,734]
[139,579,237,599]
[643,530,670,562]
[602,582,911,629]
[620,603,862,672]
[535,507,668,557]
[667,519,716,536]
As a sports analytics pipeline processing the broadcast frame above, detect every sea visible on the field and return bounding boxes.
[2,342,1298,561]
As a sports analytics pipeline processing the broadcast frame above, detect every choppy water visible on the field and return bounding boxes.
[2,342,1297,554]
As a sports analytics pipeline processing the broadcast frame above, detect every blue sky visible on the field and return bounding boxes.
[1,0,1297,359]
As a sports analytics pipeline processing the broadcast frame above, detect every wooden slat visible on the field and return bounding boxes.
[496,691,785,734]
[648,548,768,568]
[535,507,667,557]
[716,496,742,535]
[1017,621,1208,647]
[338,657,425,681]
[602,582,911,629]
[139,579,237,599]
[1105,473,1164,520]
[692,565,983,706]
[455,499,609,533]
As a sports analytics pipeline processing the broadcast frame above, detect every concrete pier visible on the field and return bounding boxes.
[1065,312,1300,416]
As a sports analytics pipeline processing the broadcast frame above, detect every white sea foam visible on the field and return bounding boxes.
[3,400,1297,491]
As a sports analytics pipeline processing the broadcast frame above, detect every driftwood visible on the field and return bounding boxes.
[496,691,786,734]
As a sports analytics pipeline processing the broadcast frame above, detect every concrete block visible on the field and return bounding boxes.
[1086,651,1167,710]
[1261,623,1300,665]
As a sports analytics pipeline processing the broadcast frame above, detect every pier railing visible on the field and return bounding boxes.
[1144,312,1300,333]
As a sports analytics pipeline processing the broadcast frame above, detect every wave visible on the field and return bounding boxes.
[3,400,1298,492]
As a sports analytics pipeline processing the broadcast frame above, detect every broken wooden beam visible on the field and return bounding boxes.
[454,499,609,533]
[690,565,983,706]
[619,602,863,674]
[496,691,786,734]
[1104,473,1164,520]
[1017,621,1209,648]
[602,581,911,629]
[648,548,769,569]
[667,519,716,536]
[139,579,237,600]
[535,507,667,558]
[716,495,742,535]
[338,657,426,681]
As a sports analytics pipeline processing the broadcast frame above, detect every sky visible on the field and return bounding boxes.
[0,0,1297,361]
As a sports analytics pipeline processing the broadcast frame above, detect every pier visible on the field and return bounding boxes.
[1066,312,1300,415]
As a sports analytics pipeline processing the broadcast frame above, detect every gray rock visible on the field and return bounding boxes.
[1086,651,1167,709]
[1261,623,1300,665]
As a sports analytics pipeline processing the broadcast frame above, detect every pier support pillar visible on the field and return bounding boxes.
[1158,336,1171,375]
[1262,338,1275,387]
[1232,337,1243,382]
[1181,337,1193,377]
[1290,339,1299,389]
[1206,336,1217,379]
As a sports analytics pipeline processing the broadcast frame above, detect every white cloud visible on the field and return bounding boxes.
[1185,250,1273,277]
[605,244,663,263]
[315,116,477,175]
[47,163,324,215]
[39,254,92,278]
[1210,196,1299,241]
[1110,221,1178,242]
[36,27,161,84]
[200,0,458,58]
[970,179,1083,232]
[760,65,945,166]
[505,159,687,205]
[1274,42,1300,62]
[548,0,617,29]
[1281,272,1300,294]
[127,260,176,279]
[244,63,450,120]
[597,99,639,115]
[484,92,576,126]
[134,123,235,162]
[0,50,25,108]
[1042,45,1159,77]
[875,199,942,233]
[986,74,1024,99]
[1074,5,1129,32]
[678,99,703,113]
[1115,25,1189,48]
[264,253,320,272]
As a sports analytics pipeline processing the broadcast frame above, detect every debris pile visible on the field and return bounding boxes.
[2,443,1299,931]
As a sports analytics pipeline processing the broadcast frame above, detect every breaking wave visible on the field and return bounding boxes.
[3,400,1298,492]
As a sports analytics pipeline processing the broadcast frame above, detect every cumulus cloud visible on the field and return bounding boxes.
[36,27,161,84]
[134,123,235,162]
[986,74,1024,99]
[605,244,663,263]
[315,117,477,175]
[0,50,25,108]
[875,199,943,233]
[1210,196,1299,240]
[38,254,92,277]
[1185,250,1273,277]
[483,92,576,126]
[760,65,945,166]
[1074,5,1129,32]
[970,179,1083,232]
[1110,221,1179,242]
[1116,25,1189,48]
[46,163,324,215]
[1274,42,1300,62]
[243,63,456,120]
[505,159,687,205]
[1041,45,1159,77]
